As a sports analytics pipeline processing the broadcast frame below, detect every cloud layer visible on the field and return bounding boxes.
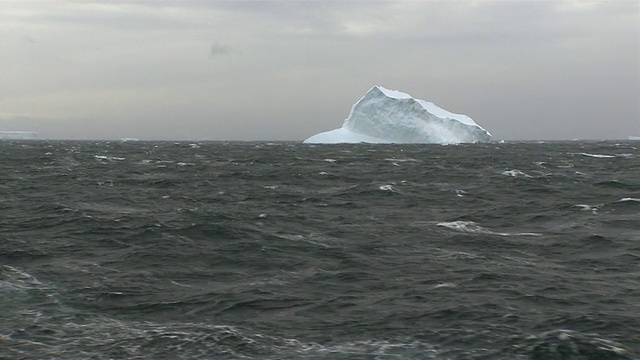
[1,1,638,140]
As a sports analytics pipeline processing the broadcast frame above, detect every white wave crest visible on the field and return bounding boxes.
[95,155,125,161]
[577,153,615,158]
[379,184,397,192]
[437,221,541,236]
[574,204,598,214]
[502,169,533,178]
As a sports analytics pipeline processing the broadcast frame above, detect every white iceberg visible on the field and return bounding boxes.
[0,131,38,140]
[304,86,491,144]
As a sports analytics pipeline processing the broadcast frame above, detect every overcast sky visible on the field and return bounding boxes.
[1,1,638,140]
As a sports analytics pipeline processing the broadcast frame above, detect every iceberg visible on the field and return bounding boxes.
[304,86,491,144]
[0,131,38,140]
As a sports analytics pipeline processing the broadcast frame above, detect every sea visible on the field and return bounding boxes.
[0,140,638,360]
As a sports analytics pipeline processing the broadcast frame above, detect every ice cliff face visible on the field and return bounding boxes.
[304,86,491,144]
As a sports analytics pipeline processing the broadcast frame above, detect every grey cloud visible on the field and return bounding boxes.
[1,2,211,31]
[210,43,231,58]
[0,1,637,141]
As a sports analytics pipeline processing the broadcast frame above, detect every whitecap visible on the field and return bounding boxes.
[379,184,396,192]
[170,280,192,288]
[455,189,468,197]
[94,155,125,161]
[521,329,633,359]
[437,221,541,236]
[501,169,533,178]
[577,152,615,158]
[437,221,493,234]
[557,162,574,168]
[277,234,304,241]
[433,282,458,289]
[618,197,640,203]
[96,180,115,186]
[384,158,421,163]
[574,204,598,213]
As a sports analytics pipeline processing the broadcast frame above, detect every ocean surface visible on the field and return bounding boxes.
[0,140,638,359]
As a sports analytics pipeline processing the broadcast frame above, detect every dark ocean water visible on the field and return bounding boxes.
[0,140,638,359]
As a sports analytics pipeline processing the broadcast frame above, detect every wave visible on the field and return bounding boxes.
[0,316,439,359]
[501,169,533,178]
[576,152,634,159]
[378,184,398,192]
[516,329,634,360]
[6,311,633,360]
[576,152,616,158]
[2,140,639,360]
[94,155,125,161]
[437,221,541,236]
[574,204,598,213]
[0,265,49,291]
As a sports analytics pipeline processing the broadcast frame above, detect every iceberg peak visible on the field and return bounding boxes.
[304,85,491,144]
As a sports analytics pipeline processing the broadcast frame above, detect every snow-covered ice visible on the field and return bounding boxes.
[0,131,38,140]
[304,86,491,144]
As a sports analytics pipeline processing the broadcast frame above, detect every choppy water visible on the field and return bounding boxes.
[0,140,638,359]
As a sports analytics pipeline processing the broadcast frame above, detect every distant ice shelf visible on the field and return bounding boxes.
[304,86,491,144]
[0,131,38,140]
